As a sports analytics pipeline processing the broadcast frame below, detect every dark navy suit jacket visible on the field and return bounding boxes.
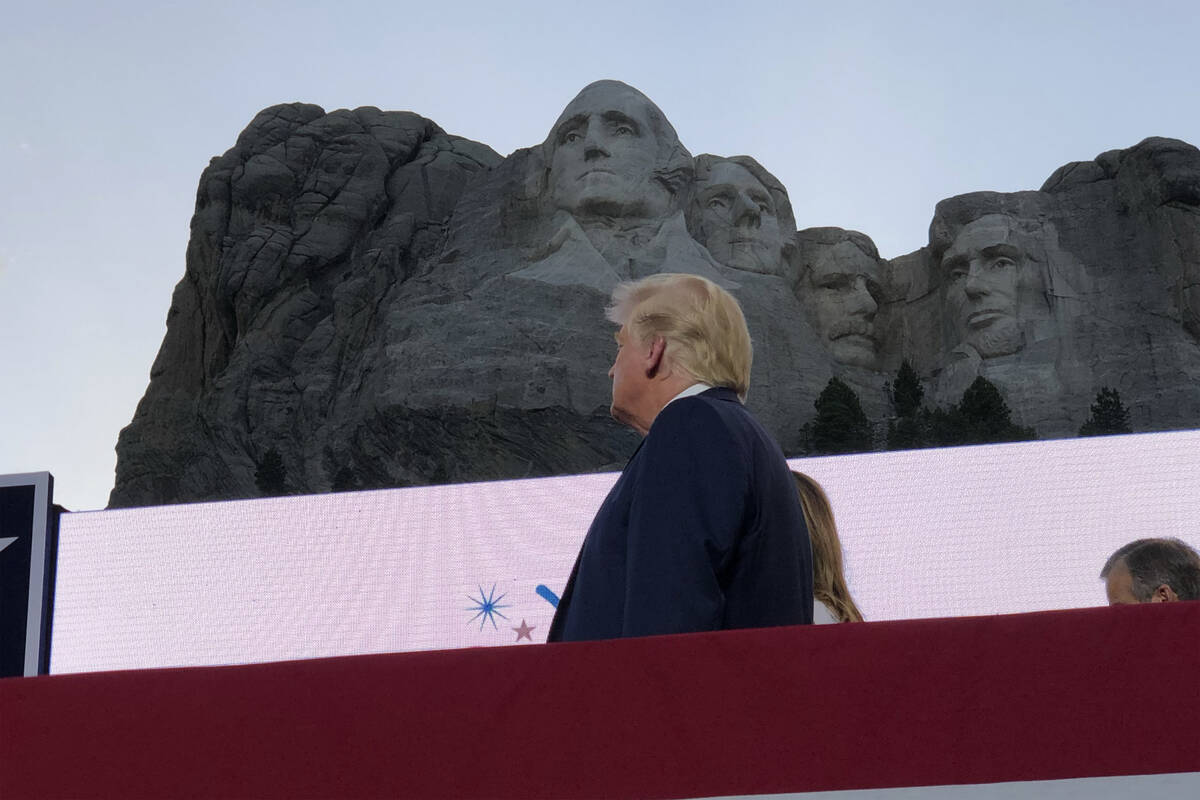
[547,387,813,642]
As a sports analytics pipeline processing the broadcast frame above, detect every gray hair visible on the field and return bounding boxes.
[1101,537,1200,601]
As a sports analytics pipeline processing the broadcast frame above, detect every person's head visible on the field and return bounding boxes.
[543,80,691,221]
[792,471,863,623]
[687,155,795,277]
[605,274,752,434]
[1100,537,1200,605]
[793,228,884,369]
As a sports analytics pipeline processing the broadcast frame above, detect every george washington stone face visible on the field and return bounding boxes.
[545,81,683,221]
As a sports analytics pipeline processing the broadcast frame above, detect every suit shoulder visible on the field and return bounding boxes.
[646,395,750,462]
[653,393,736,433]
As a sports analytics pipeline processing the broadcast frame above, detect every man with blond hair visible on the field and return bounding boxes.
[548,274,813,641]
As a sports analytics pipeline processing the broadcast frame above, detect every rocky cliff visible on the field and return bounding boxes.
[109,82,1200,507]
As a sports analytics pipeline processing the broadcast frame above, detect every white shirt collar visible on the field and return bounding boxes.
[665,382,713,408]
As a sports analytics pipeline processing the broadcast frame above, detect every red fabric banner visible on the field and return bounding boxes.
[3,604,1198,799]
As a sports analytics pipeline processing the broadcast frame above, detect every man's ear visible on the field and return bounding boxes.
[1150,584,1179,603]
[645,337,667,378]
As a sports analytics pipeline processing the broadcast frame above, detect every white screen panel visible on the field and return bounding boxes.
[49,430,1200,674]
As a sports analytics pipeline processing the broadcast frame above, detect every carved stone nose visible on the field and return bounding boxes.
[853,280,878,316]
[964,264,988,298]
[733,194,760,227]
[583,128,609,159]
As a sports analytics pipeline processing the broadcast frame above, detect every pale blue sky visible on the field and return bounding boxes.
[2,0,1197,510]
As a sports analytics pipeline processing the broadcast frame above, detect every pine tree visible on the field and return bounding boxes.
[254,448,288,496]
[950,377,1036,445]
[890,360,924,419]
[330,466,359,492]
[809,377,873,454]
[886,360,927,450]
[957,377,1013,441]
[923,406,962,447]
[1079,387,1132,437]
[887,415,923,450]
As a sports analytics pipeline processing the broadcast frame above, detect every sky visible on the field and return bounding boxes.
[2,0,1198,511]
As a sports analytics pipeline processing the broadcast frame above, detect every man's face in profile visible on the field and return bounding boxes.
[607,324,653,435]
[1105,560,1180,605]
[805,241,882,368]
[942,215,1026,357]
[1104,562,1141,605]
[548,84,668,220]
[695,161,785,276]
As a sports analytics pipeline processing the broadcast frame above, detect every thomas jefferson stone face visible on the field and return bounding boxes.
[547,83,671,220]
[805,241,882,367]
[942,215,1027,358]
[695,161,785,275]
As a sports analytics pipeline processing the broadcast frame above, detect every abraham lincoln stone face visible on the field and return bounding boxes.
[941,214,1028,358]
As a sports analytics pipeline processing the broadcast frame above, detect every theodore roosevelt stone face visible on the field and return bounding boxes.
[800,238,884,368]
[693,160,786,276]
[546,81,676,221]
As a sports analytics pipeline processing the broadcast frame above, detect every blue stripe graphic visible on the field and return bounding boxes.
[535,585,559,608]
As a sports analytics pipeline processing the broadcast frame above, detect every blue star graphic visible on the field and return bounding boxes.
[466,583,511,630]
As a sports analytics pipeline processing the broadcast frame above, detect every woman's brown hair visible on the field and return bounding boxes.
[792,471,864,623]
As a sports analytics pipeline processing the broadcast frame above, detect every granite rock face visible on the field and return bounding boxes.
[111,103,503,504]
[898,137,1200,436]
[109,82,1200,507]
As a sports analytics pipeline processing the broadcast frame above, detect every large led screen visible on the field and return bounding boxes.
[49,430,1200,674]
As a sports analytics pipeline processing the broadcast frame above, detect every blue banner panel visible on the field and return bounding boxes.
[0,472,54,676]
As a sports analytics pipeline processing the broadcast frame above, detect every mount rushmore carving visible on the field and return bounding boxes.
[109,80,1200,507]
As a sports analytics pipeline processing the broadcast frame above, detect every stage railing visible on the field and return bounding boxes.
[2,603,1198,799]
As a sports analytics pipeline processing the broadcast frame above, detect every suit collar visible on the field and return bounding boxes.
[625,385,742,466]
[665,382,713,407]
[701,386,741,403]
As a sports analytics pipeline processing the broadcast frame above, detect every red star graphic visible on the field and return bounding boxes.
[512,619,536,642]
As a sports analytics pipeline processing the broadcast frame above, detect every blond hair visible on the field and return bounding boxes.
[606,274,752,401]
[792,471,863,623]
